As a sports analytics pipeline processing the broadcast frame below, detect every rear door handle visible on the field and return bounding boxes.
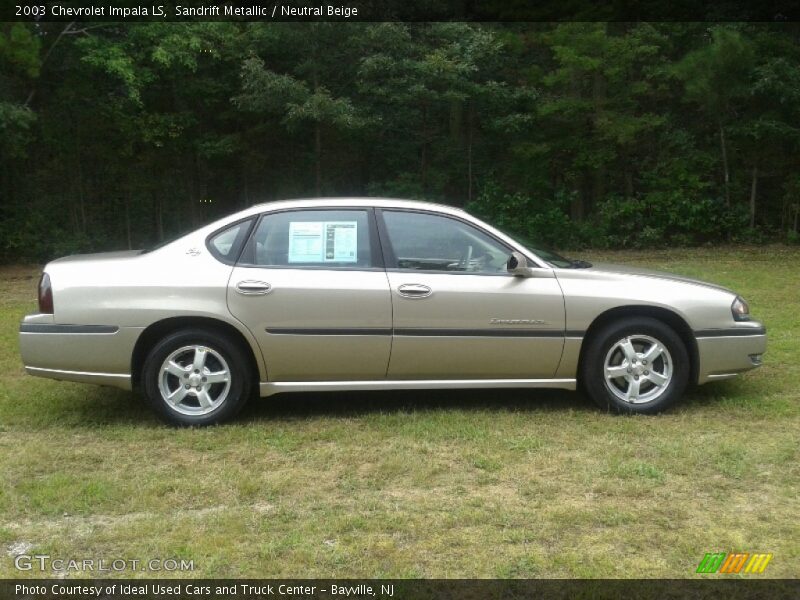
[397,283,432,298]
[236,280,272,295]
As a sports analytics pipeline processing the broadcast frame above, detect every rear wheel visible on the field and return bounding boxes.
[142,329,251,426]
[581,317,689,414]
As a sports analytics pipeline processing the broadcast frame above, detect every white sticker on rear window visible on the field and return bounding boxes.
[288,221,357,263]
[288,222,323,263]
[324,221,357,262]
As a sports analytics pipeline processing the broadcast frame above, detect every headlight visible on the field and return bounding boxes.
[731,296,750,321]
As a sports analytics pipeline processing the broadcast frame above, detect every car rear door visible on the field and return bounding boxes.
[377,209,566,379]
[227,208,392,382]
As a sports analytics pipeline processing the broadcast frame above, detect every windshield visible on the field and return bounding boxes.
[493,228,592,269]
[525,246,578,268]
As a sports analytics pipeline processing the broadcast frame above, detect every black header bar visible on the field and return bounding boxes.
[4,0,800,22]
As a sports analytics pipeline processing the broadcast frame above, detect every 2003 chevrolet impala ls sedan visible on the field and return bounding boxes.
[19,198,766,425]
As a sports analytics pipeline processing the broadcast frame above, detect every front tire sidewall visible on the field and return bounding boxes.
[142,329,250,426]
[583,318,689,414]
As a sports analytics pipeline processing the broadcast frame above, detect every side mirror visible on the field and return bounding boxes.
[507,251,533,277]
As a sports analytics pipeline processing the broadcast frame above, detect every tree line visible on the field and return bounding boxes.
[1,22,799,261]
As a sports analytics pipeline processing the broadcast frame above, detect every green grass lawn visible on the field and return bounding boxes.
[0,248,798,578]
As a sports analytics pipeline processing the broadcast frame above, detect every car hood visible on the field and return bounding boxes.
[584,262,734,294]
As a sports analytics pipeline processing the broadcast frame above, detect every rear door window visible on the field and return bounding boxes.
[240,209,375,269]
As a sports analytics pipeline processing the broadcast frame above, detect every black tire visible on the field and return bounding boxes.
[581,317,689,414]
[142,328,252,426]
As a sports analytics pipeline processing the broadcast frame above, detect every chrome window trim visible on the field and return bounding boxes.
[235,264,386,272]
[384,267,515,278]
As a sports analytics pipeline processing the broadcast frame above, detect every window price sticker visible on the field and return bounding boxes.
[288,221,357,263]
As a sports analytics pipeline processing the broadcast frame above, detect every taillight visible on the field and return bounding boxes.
[38,273,53,314]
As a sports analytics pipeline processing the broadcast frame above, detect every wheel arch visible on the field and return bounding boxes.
[131,316,264,389]
[577,305,699,386]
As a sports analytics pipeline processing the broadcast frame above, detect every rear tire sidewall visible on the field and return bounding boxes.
[582,317,689,414]
[142,329,251,426]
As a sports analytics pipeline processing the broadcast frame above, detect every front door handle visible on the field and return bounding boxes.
[236,280,272,295]
[397,283,432,298]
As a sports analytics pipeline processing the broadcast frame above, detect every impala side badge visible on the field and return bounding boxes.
[490,318,546,325]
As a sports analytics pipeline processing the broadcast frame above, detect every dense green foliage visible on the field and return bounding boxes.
[2,22,800,260]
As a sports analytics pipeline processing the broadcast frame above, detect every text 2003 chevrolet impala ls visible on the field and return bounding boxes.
[19,198,766,425]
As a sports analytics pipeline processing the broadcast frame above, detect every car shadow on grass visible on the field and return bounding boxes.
[27,387,589,429]
[240,388,593,422]
[241,379,756,422]
[48,378,753,428]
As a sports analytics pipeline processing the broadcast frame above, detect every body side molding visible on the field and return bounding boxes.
[260,378,577,396]
[20,323,119,334]
[694,326,767,337]
[266,327,585,338]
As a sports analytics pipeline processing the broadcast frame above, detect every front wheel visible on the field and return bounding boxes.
[142,329,252,426]
[581,317,689,414]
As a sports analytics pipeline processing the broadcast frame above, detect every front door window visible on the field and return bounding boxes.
[381,210,510,274]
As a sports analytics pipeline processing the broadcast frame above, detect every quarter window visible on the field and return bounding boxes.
[244,210,373,268]
[207,219,253,264]
[381,210,510,274]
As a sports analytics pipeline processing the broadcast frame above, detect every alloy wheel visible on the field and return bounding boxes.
[603,334,673,404]
[157,345,231,416]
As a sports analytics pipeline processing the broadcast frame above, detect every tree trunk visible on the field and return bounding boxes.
[624,168,634,199]
[623,150,634,199]
[187,161,197,229]
[591,69,607,213]
[467,101,475,204]
[192,151,204,227]
[449,99,462,140]
[153,190,164,242]
[314,121,322,196]
[71,203,80,236]
[420,103,428,192]
[125,191,132,250]
[312,53,322,196]
[25,22,77,108]
[719,122,731,207]
[0,158,10,212]
[570,196,584,222]
[571,181,586,222]
[74,123,87,233]
[592,167,606,212]
[242,161,250,207]
[749,166,758,228]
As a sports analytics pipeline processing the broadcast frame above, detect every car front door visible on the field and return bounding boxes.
[377,209,566,380]
[227,208,392,382]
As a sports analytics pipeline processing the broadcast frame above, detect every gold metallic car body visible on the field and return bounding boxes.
[19,198,766,397]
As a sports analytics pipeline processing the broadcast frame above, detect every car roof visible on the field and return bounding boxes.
[241,197,465,217]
